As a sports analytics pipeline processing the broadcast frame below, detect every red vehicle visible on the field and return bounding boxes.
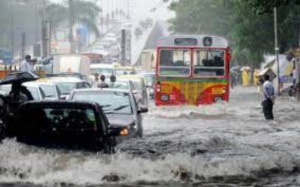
[154,35,230,106]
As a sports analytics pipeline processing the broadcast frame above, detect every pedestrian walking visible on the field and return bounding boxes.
[20,55,33,72]
[97,75,109,88]
[262,74,276,120]
[230,71,237,90]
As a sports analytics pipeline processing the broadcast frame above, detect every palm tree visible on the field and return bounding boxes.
[44,0,101,40]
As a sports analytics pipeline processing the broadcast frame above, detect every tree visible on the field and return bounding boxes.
[242,0,300,14]
[44,0,101,38]
[169,0,300,67]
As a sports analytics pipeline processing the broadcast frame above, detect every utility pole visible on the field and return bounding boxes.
[69,0,75,53]
[274,7,280,95]
[21,32,26,59]
[42,21,51,57]
[10,1,15,57]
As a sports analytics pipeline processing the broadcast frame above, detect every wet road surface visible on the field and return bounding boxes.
[1,86,300,187]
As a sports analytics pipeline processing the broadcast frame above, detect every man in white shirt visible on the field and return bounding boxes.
[262,74,275,120]
[91,73,100,88]
[20,55,33,72]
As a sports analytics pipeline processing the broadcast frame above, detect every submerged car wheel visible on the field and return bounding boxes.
[100,136,116,154]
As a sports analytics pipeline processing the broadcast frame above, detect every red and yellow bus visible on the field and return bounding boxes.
[154,35,230,106]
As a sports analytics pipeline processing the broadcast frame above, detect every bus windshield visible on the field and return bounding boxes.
[159,49,191,76]
[194,50,225,77]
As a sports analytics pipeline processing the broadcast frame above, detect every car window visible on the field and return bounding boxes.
[39,85,57,98]
[26,87,41,100]
[0,85,12,94]
[77,82,91,89]
[132,81,142,91]
[17,107,97,131]
[56,82,77,95]
[144,75,154,86]
[83,82,91,88]
[109,81,130,90]
[72,91,133,115]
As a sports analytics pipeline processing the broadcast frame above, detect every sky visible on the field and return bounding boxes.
[50,0,175,21]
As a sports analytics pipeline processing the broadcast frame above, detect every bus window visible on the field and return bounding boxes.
[159,49,191,76]
[194,50,225,77]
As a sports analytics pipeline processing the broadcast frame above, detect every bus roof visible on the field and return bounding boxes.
[158,35,228,48]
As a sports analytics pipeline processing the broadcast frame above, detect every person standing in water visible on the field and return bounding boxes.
[262,74,276,120]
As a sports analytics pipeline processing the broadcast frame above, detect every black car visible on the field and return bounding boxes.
[8,101,126,153]
[69,89,148,138]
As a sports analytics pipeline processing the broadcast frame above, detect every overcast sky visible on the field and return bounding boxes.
[50,0,174,21]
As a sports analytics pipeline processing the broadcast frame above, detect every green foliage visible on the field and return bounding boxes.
[242,0,300,14]
[169,0,300,67]
[44,0,101,37]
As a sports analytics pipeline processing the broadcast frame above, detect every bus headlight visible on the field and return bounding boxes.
[222,87,226,93]
[161,95,169,101]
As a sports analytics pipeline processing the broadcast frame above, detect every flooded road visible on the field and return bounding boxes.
[1,86,300,187]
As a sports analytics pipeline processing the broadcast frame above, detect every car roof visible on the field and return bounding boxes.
[90,64,114,68]
[37,77,85,83]
[118,75,144,82]
[19,100,99,109]
[26,81,56,86]
[118,75,143,79]
[23,82,42,88]
[72,88,131,94]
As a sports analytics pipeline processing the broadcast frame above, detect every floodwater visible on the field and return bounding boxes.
[1,86,300,187]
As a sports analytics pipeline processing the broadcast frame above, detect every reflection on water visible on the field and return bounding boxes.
[0,87,300,186]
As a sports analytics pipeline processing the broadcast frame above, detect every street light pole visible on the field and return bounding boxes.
[10,1,15,57]
[274,7,280,95]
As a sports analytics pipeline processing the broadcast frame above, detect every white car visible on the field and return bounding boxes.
[90,64,116,78]
[0,82,49,101]
[37,77,91,99]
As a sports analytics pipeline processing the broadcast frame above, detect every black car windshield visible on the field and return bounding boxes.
[56,82,77,95]
[72,91,133,115]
